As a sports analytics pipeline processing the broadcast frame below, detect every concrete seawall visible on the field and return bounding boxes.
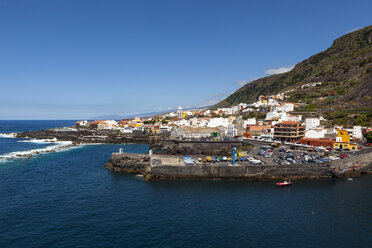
[147,163,336,180]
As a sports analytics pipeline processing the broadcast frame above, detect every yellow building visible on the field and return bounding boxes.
[337,130,350,143]
[334,130,357,150]
[333,142,358,150]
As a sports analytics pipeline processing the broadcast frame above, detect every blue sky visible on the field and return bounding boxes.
[0,0,371,120]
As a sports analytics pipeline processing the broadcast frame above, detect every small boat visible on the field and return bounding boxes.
[135,174,144,178]
[276,181,292,187]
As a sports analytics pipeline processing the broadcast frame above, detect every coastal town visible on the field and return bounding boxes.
[75,91,372,152]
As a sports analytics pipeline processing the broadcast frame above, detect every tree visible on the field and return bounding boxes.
[365,131,372,141]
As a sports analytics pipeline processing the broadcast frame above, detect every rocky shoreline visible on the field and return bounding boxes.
[15,129,149,144]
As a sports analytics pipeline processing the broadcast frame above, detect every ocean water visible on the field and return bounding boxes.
[0,121,371,248]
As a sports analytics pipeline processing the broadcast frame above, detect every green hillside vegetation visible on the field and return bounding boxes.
[215,25,372,127]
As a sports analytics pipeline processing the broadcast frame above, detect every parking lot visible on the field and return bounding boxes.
[179,142,372,166]
[255,145,365,165]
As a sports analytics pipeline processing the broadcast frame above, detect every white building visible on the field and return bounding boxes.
[238,103,248,110]
[286,115,302,122]
[176,119,190,126]
[352,126,363,140]
[159,125,172,133]
[242,118,256,128]
[207,117,229,128]
[97,120,118,130]
[76,120,88,127]
[226,124,237,137]
[305,128,326,139]
[266,111,281,121]
[120,126,133,134]
[283,103,294,112]
[217,107,233,115]
[231,106,240,114]
[305,118,321,130]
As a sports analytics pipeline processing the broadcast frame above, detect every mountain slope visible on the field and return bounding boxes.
[215,25,372,126]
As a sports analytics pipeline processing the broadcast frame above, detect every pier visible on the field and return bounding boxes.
[104,147,372,181]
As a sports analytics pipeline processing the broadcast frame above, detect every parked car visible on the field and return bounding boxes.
[251,160,262,165]
[340,154,350,159]
[183,156,195,164]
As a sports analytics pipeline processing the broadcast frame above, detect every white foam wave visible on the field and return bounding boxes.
[0,140,78,162]
[0,133,17,138]
[18,138,58,144]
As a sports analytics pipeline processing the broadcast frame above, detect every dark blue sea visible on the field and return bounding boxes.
[0,120,371,248]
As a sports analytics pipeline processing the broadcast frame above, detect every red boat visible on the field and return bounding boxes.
[276,181,292,187]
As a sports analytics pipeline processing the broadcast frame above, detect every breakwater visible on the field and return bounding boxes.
[105,150,372,180]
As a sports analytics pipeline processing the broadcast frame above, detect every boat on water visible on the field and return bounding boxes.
[276,181,292,187]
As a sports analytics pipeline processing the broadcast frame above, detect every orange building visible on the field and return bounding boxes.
[300,138,334,147]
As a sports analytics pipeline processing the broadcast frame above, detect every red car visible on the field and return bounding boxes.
[340,154,350,159]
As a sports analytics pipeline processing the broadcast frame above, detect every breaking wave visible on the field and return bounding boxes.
[0,138,79,162]
[0,133,17,138]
